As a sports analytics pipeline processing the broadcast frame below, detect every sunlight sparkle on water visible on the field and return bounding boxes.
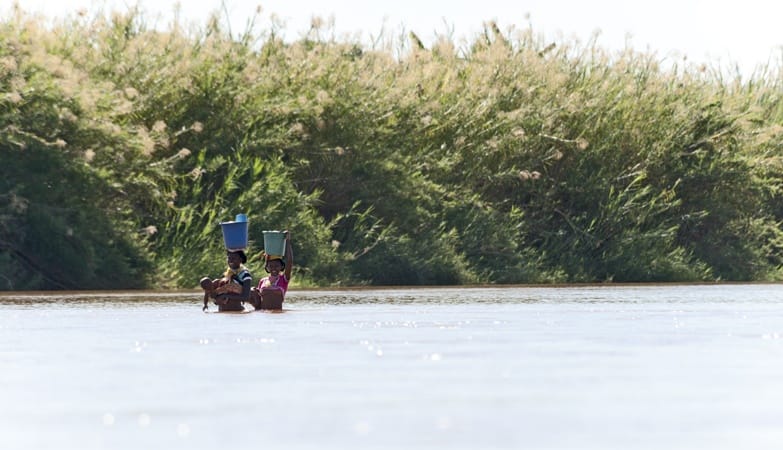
[138,414,151,427]
[176,423,190,438]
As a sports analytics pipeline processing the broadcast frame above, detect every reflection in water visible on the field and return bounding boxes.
[3,283,780,306]
[0,291,195,307]
[1,285,783,450]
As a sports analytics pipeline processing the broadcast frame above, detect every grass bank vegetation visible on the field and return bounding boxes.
[1,6,782,289]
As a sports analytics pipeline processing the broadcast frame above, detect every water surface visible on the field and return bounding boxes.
[1,285,782,449]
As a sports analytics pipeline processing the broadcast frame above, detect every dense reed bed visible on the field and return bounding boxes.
[1,6,781,289]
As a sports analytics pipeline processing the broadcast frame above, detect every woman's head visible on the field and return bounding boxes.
[227,250,247,268]
[265,257,285,275]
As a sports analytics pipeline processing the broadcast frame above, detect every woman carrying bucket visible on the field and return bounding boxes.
[200,250,253,312]
[249,230,293,310]
[200,214,253,312]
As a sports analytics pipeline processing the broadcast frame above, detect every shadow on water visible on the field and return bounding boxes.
[285,284,783,305]
[0,286,552,306]
[0,291,196,307]
[0,283,781,307]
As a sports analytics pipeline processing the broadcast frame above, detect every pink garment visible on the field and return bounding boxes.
[257,274,289,296]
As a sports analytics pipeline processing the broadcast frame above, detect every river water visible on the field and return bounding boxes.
[1,284,782,450]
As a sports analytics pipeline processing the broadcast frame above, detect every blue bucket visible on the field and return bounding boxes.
[263,230,286,258]
[220,214,249,251]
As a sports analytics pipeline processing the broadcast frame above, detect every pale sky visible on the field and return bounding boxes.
[3,0,782,78]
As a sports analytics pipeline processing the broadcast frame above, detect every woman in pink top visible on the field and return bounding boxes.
[249,230,292,310]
